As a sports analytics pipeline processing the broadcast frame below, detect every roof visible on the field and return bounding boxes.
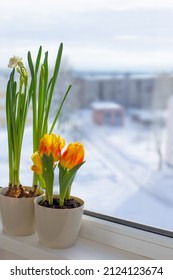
[91,101,123,110]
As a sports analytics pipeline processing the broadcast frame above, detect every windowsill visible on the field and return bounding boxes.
[0,215,173,260]
[81,215,173,259]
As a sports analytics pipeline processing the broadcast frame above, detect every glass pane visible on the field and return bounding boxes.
[1,1,173,233]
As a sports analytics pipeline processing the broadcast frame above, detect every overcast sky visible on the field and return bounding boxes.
[1,0,173,72]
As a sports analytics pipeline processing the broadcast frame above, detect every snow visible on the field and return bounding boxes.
[0,109,173,232]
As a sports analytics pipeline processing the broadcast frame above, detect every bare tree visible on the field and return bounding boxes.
[152,73,173,170]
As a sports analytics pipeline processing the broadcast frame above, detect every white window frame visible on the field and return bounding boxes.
[80,215,173,259]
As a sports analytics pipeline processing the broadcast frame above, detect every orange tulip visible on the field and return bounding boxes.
[60,142,85,169]
[31,151,42,175]
[40,134,65,162]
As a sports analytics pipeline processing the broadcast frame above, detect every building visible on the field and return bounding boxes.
[91,101,124,126]
[73,72,156,110]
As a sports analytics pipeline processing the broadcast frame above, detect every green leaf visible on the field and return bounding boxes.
[42,42,63,134]
[41,154,54,204]
[49,84,72,134]
[38,175,46,190]
[58,161,85,206]
[27,51,35,78]
[35,46,42,74]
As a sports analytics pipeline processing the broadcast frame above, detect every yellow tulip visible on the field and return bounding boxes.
[31,151,42,175]
[60,142,85,169]
[40,134,65,162]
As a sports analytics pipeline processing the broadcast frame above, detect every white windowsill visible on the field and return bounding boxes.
[81,216,173,259]
[0,215,173,260]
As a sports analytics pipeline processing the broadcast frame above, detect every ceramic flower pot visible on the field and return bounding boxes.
[0,186,43,236]
[34,195,84,248]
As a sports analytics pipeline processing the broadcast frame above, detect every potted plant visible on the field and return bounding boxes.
[0,56,41,235]
[0,43,71,236]
[31,133,85,248]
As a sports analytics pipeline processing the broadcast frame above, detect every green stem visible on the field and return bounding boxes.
[65,182,72,200]
[6,60,31,187]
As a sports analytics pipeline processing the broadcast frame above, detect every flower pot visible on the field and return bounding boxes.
[34,195,84,248]
[0,186,43,236]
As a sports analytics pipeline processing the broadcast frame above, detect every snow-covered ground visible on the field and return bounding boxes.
[1,109,173,232]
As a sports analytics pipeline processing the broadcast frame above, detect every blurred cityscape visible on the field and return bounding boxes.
[1,68,173,126]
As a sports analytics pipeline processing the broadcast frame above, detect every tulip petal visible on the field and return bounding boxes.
[31,151,42,175]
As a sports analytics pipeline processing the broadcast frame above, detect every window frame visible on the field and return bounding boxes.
[84,210,173,238]
[81,213,173,259]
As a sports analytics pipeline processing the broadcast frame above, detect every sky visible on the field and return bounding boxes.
[1,0,173,72]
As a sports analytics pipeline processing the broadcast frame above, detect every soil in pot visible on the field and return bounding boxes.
[39,198,81,209]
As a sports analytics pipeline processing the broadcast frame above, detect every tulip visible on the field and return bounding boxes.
[40,134,65,162]
[31,133,85,206]
[60,142,85,169]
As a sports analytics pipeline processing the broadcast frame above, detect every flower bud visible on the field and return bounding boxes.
[40,134,65,162]
[60,142,85,169]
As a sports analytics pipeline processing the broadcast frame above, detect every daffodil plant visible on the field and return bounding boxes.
[27,42,71,187]
[6,56,31,191]
[31,133,85,206]
[6,43,71,197]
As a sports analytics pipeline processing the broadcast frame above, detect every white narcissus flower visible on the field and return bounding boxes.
[8,56,22,68]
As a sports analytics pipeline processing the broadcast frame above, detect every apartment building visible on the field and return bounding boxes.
[1,71,173,126]
[73,72,157,110]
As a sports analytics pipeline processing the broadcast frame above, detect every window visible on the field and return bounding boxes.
[1,1,173,237]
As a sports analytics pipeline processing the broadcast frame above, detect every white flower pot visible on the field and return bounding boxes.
[0,186,43,236]
[34,195,84,248]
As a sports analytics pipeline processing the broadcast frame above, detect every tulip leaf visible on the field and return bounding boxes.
[58,161,85,206]
[41,154,54,205]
